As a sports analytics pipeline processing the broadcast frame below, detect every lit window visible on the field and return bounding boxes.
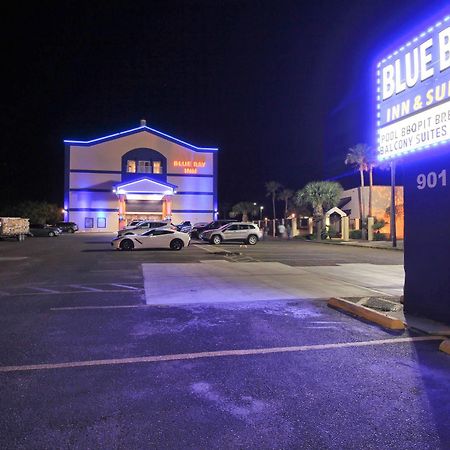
[153,161,162,174]
[127,160,136,173]
[137,161,152,173]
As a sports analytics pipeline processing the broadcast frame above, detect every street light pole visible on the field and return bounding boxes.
[390,160,397,248]
[260,206,264,221]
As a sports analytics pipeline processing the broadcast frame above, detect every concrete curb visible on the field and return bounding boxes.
[328,297,405,330]
[304,240,403,251]
[439,339,450,355]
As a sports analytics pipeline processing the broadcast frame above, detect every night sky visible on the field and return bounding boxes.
[2,0,447,210]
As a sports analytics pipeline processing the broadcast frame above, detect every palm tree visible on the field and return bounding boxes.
[230,201,258,222]
[366,146,379,218]
[345,143,369,230]
[278,188,294,218]
[265,181,282,220]
[295,181,343,240]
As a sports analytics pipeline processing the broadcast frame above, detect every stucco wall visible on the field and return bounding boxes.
[66,128,217,232]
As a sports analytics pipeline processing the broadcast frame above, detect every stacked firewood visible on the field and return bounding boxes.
[0,217,30,236]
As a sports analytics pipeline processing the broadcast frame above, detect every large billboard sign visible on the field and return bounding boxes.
[377,15,450,160]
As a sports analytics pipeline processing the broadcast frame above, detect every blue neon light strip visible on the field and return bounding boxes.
[116,177,178,191]
[69,208,118,212]
[70,169,122,174]
[70,188,112,192]
[376,15,450,68]
[69,170,214,178]
[176,192,214,195]
[64,125,218,152]
[172,210,215,213]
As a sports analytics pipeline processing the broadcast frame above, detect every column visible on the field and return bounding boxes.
[341,216,349,241]
[118,194,126,230]
[163,196,172,220]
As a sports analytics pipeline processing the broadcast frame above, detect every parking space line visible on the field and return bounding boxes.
[69,285,103,292]
[7,289,144,297]
[110,283,140,290]
[193,244,227,254]
[29,287,60,293]
[0,336,442,373]
[50,304,147,311]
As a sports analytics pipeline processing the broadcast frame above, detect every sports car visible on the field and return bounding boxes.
[112,228,190,251]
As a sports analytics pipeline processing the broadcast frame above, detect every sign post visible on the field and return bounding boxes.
[376,11,450,324]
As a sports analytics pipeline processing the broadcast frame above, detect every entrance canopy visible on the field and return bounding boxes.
[325,206,347,218]
[113,177,177,201]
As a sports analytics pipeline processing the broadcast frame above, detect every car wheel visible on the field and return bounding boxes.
[211,235,222,245]
[48,231,55,237]
[120,239,134,251]
[68,228,75,233]
[170,239,184,251]
[247,234,258,245]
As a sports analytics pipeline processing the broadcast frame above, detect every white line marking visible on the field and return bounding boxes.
[51,304,147,311]
[110,283,139,290]
[69,285,102,292]
[304,326,339,329]
[29,287,60,294]
[7,289,144,297]
[194,244,231,254]
[310,321,343,324]
[0,336,442,373]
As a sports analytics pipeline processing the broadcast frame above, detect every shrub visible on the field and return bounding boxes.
[373,232,388,241]
[350,230,362,239]
[328,229,341,239]
[372,218,386,231]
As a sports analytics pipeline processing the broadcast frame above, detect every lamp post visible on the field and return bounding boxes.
[259,206,264,221]
[390,161,397,248]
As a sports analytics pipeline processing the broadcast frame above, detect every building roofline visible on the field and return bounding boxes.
[64,125,218,152]
[115,177,178,192]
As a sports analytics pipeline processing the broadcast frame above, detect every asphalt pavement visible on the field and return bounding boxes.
[0,233,448,449]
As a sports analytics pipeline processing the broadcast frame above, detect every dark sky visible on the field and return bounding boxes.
[1,0,447,209]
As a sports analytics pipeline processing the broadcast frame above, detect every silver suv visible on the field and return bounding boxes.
[200,222,262,245]
[117,220,173,236]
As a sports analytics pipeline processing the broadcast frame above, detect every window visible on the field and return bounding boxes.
[97,218,106,228]
[153,229,173,236]
[153,161,162,174]
[227,225,238,231]
[85,217,94,228]
[127,160,136,173]
[137,160,152,173]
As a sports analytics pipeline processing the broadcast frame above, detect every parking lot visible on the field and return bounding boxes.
[1,233,449,449]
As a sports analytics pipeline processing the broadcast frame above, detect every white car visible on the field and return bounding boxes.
[111,228,190,251]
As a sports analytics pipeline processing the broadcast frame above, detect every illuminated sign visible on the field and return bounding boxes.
[377,14,450,160]
[173,160,206,174]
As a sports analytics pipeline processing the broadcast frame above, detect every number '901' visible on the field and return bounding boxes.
[417,169,447,190]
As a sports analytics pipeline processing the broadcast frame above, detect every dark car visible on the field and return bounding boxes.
[29,224,61,237]
[53,221,78,233]
[176,221,192,233]
[190,220,237,239]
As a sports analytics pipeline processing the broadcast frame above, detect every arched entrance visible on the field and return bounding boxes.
[114,177,177,229]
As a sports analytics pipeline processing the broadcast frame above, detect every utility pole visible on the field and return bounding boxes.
[390,160,397,248]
